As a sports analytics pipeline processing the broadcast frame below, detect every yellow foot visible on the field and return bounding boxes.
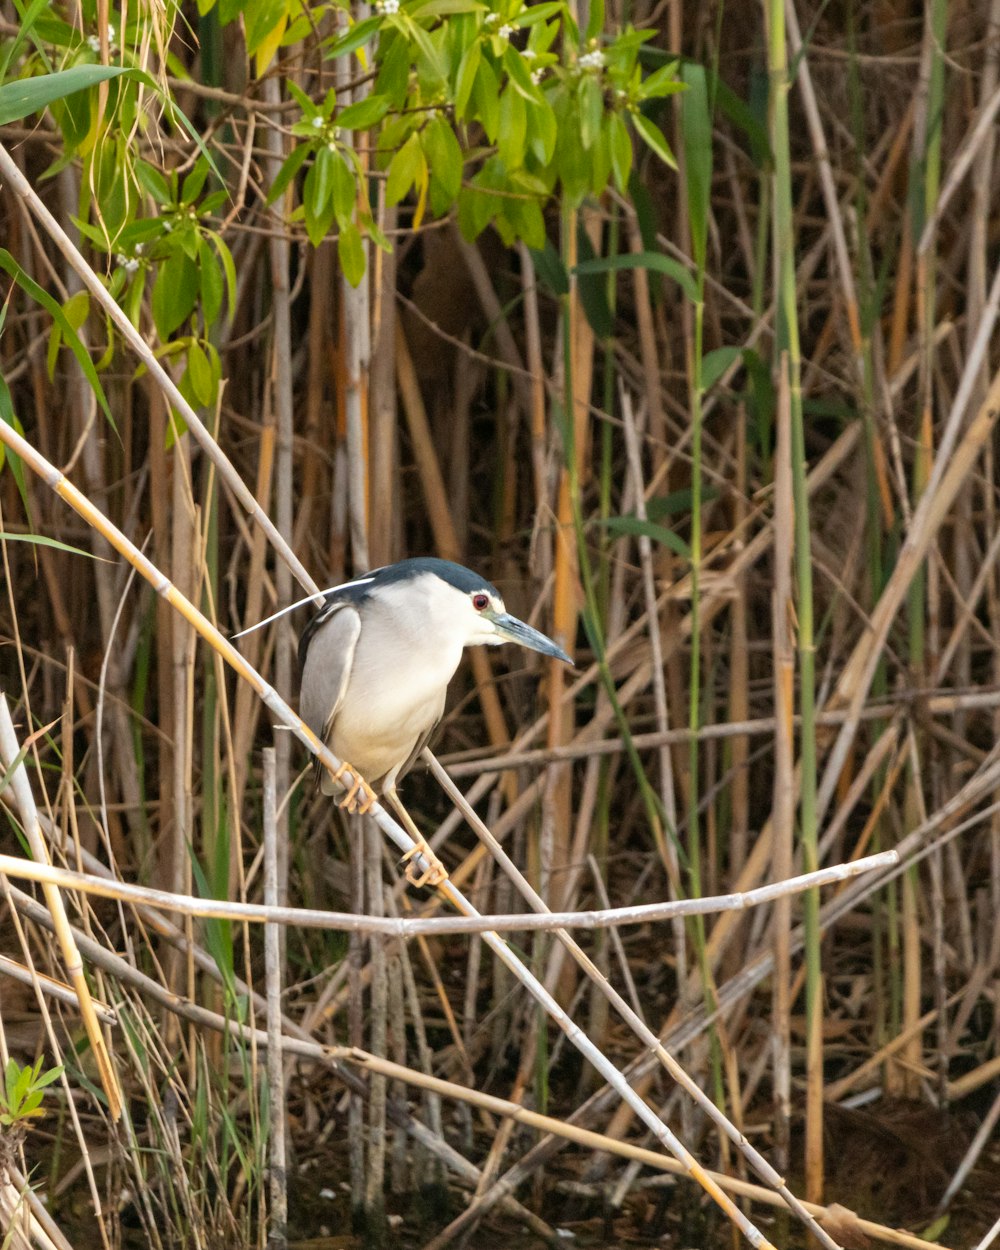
[399,838,448,889]
[331,761,377,815]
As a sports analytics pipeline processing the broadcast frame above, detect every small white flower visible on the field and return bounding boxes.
[311,115,323,128]
[531,68,543,83]
[498,22,513,38]
[319,1188,336,1200]
[107,22,116,41]
[87,34,101,51]
[484,11,499,25]
[579,48,605,71]
[522,47,536,59]
[162,219,173,232]
[376,0,399,14]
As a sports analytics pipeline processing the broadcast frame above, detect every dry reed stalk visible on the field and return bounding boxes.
[0,415,781,1247]
[337,1046,949,1250]
[0,697,122,1120]
[2,876,556,1243]
[0,848,895,935]
[426,758,854,1250]
[819,365,1000,825]
[262,748,288,1250]
[771,353,794,1172]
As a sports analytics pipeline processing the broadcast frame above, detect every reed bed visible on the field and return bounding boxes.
[2,0,1000,1247]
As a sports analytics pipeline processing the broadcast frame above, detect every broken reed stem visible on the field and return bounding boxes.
[0,412,775,1249]
[0,849,897,935]
[0,696,123,1121]
[0,952,116,1022]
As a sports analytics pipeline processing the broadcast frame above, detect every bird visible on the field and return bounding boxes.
[296,558,573,885]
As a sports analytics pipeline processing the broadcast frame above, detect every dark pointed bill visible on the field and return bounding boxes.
[490,612,573,665]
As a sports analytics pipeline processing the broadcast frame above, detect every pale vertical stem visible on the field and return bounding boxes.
[619,391,686,995]
[262,749,287,1250]
[766,0,820,1202]
[170,429,196,1058]
[369,199,398,569]
[364,817,388,1224]
[727,414,749,880]
[348,825,366,1210]
[519,244,553,586]
[771,355,793,1174]
[262,74,293,931]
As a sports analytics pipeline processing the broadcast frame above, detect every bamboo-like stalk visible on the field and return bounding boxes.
[0,848,896,935]
[0,697,122,1121]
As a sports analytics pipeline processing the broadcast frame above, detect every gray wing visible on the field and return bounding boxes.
[298,602,362,791]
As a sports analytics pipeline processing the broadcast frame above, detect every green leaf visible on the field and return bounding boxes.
[608,111,632,191]
[386,132,424,205]
[181,158,211,206]
[0,64,132,126]
[573,251,697,302]
[324,14,380,60]
[208,233,237,323]
[640,61,682,99]
[584,0,604,40]
[472,55,500,141]
[454,40,481,118]
[309,144,336,215]
[513,2,563,26]
[529,240,568,296]
[330,151,357,228]
[632,111,677,169]
[679,62,711,272]
[0,532,100,558]
[701,345,741,390]
[198,238,224,327]
[186,340,214,406]
[409,0,485,15]
[338,222,366,287]
[151,249,199,339]
[336,93,391,130]
[244,0,288,56]
[266,142,311,205]
[497,87,526,169]
[599,514,690,557]
[0,375,29,517]
[0,250,113,428]
[135,160,173,206]
[423,115,463,204]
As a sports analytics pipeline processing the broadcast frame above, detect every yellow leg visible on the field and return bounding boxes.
[384,788,448,888]
[330,760,377,815]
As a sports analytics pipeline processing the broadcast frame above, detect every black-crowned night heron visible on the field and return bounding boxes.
[297,558,572,884]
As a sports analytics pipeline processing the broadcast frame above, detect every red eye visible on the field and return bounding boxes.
[472,593,490,611]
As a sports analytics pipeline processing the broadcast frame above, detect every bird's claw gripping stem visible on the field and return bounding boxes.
[332,761,377,815]
[399,838,448,889]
